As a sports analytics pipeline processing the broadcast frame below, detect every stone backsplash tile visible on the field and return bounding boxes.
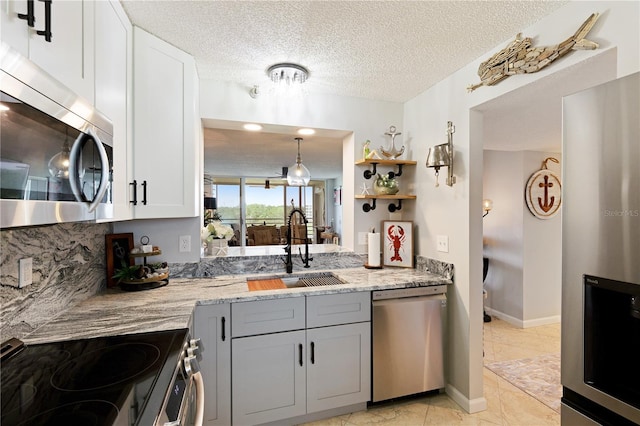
[0,222,111,339]
[415,255,454,280]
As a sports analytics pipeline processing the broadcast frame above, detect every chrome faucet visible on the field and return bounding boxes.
[284,208,313,273]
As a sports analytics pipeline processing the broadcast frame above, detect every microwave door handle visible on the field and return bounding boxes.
[68,132,89,204]
[86,128,110,213]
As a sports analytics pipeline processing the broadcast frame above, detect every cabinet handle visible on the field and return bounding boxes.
[17,0,35,27]
[221,317,226,342]
[298,343,303,366]
[310,341,315,364]
[141,180,148,205]
[35,0,52,42]
[129,180,137,205]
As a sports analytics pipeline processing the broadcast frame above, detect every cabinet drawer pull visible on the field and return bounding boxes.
[17,0,35,27]
[310,341,315,364]
[141,180,148,205]
[298,343,303,366]
[221,316,226,342]
[36,0,52,42]
[129,180,137,205]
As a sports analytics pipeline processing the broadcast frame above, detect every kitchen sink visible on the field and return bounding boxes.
[247,272,346,291]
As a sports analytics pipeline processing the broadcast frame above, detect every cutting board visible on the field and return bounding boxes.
[247,278,286,291]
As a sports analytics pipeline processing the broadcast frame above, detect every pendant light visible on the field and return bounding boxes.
[287,137,310,186]
[48,128,71,178]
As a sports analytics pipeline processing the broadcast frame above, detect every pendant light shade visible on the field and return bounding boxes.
[48,135,71,178]
[287,137,311,186]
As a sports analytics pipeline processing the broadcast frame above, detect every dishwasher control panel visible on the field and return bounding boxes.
[372,285,448,300]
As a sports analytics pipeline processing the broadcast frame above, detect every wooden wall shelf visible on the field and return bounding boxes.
[355,159,417,212]
[355,159,417,179]
[355,194,416,212]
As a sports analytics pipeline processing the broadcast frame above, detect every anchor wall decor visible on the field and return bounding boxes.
[525,157,562,219]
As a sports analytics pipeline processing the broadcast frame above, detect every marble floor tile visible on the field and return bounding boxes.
[301,318,560,426]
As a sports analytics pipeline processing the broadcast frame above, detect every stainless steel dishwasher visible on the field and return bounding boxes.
[372,285,447,402]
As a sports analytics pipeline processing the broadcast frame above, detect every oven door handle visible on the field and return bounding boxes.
[193,371,205,426]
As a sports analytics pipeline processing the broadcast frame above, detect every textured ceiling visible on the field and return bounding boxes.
[120,0,572,178]
[121,0,567,103]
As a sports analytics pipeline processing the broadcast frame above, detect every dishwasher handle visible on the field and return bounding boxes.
[372,293,446,306]
[372,285,448,301]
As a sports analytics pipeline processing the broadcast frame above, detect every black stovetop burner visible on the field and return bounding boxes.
[1,329,188,426]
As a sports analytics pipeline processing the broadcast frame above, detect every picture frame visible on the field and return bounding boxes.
[334,186,342,206]
[382,221,413,268]
[105,233,134,288]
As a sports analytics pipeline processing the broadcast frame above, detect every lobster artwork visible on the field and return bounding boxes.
[387,225,406,262]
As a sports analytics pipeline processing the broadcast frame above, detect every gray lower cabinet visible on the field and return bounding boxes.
[306,322,371,413]
[232,329,307,425]
[231,292,371,425]
[193,303,231,426]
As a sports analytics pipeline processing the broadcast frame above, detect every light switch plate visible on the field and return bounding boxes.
[437,235,449,253]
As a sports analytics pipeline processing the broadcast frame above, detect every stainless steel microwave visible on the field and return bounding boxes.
[1,44,113,228]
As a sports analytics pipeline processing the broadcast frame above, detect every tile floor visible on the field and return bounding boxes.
[302,317,561,426]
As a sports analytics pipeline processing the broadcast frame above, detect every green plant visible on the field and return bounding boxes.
[112,264,141,283]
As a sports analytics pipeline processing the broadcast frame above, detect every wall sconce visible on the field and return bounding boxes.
[483,199,493,217]
[426,121,456,187]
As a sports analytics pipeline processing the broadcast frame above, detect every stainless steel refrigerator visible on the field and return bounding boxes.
[561,72,640,425]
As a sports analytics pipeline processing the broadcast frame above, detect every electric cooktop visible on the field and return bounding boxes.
[1,328,188,425]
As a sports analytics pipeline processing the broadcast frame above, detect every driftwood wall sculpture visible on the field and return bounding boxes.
[468,13,600,92]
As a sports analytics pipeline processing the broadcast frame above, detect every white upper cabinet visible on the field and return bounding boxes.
[1,0,95,103]
[131,26,200,219]
[94,0,132,221]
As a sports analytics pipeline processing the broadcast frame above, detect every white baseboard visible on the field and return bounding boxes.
[485,308,560,328]
[523,315,561,328]
[445,383,487,414]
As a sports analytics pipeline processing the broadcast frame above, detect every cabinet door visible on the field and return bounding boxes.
[132,26,199,219]
[94,0,132,221]
[1,0,94,102]
[193,304,231,426]
[232,330,306,425]
[307,322,371,413]
[1,0,29,56]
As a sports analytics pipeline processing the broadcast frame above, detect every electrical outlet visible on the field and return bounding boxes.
[358,232,368,245]
[437,235,449,253]
[179,235,191,252]
[19,258,33,288]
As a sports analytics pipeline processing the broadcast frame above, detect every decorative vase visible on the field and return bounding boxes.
[373,174,399,195]
[206,239,228,256]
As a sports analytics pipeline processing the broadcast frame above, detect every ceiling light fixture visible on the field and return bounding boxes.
[267,63,309,98]
[287,137,310,186]
[297,128,315,135]
[243,123,262,131]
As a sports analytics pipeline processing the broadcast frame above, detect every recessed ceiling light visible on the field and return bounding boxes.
[243,123,262,131]
[298,128,315,135]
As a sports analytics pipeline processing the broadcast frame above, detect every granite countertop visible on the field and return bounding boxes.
[23,266,451,345]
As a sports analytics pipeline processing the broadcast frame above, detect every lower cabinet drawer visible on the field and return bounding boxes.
[232,297,305,337]
[306,292,371,328]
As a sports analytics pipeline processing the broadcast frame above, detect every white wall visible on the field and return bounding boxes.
[483,150,562,327]
[403,0,639,412]
[117,0,640,413]
[522,152,562,324]
[483,151,525,321]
